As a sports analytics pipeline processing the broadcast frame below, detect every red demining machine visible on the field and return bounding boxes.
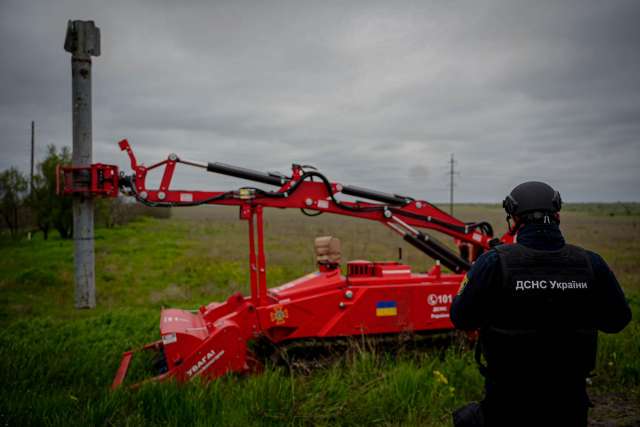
[59,140,513,389]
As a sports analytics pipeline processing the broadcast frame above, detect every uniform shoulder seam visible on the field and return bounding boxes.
[564,243,587,253]
[492,243,519,254]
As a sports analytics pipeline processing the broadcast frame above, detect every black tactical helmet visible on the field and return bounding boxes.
[503,181,562,217]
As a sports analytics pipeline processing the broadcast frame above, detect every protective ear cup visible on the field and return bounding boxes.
[502,194,519,216]
[552,191,562,212]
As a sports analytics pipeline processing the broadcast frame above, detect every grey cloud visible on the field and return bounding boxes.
[1,0,639,204]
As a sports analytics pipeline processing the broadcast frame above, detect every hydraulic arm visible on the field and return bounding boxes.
[111,139,502,267]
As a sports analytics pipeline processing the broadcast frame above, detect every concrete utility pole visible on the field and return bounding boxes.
[64,20,100,309]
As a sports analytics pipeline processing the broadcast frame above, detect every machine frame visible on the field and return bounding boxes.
[59,139,511,388]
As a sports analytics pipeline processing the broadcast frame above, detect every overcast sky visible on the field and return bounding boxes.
[1,0,639,202]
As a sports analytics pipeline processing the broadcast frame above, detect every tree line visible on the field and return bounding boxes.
[0,145,169,240]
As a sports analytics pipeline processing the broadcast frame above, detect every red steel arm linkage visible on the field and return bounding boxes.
[116,140,508,260]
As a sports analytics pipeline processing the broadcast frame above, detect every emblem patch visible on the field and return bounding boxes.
[270,305,289,325]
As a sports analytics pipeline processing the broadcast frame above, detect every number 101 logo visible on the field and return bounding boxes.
[428,294,453,306]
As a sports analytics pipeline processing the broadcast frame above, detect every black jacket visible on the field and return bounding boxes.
[450,223,631,425]
[451,223,631,333]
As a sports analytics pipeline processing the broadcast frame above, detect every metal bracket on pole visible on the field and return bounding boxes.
[65,20,100,309]
[64,21,101,58]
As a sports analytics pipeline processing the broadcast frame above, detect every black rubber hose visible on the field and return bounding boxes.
[127,176,234,207]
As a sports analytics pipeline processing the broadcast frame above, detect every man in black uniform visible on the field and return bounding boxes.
[451,181,631,427]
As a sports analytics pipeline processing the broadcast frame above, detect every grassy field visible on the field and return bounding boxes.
[0,204,638,426]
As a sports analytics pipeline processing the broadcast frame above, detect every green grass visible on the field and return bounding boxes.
[1,205,639,426]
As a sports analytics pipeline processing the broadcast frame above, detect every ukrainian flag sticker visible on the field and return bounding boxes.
[376,300,398,317]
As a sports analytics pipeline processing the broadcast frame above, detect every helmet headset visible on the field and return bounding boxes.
[502,181,562,234]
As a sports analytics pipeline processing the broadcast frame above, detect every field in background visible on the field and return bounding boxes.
[0,204,638,426]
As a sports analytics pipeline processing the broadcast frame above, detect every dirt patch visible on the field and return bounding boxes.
[149,283,190,303]
[589,390,640,426]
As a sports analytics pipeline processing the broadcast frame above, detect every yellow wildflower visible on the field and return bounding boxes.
[433,370,448,384]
